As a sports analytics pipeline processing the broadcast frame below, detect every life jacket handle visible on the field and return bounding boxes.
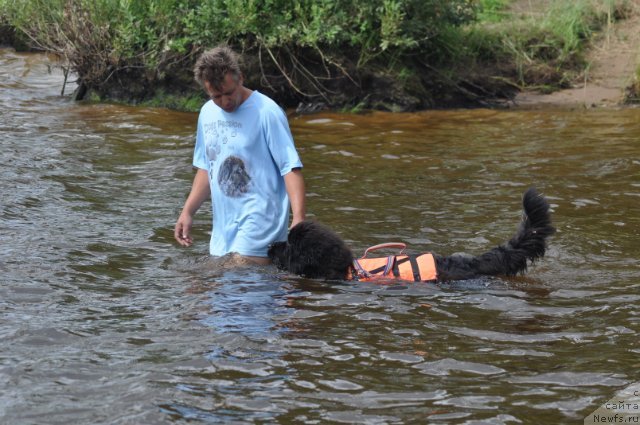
[361,242,407,258]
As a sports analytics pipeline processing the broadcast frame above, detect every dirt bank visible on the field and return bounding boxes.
[513,0,640,109]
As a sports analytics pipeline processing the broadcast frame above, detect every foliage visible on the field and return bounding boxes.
[0,0,477,104]
[0,0,198,97]
[476,0,511,22]
[0,0,636,109]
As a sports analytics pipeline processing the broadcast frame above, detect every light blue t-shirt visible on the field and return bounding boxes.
[193,91,303,257]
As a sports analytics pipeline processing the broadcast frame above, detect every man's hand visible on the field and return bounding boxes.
[174,169,210,247]
[174,212,194,246]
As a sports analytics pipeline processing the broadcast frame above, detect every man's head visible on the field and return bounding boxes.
[194,46,246,112]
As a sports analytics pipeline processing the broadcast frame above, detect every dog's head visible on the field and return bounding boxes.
[268,220,354,281]
[267,240,289,270]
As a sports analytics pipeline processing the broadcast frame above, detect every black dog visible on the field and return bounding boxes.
[268,188,555,282]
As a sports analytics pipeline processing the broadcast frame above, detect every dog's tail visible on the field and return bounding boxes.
[472,187,555,276]
[437,188,555,280]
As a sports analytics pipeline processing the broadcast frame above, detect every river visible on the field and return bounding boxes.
[1,48,639,424]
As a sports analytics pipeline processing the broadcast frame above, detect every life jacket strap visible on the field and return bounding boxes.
[351,251,437,282]
[382,255,394,276]
[352,255,395,280]
[392,255,433,282]
[409,255,421,282]
[351,259,370,280]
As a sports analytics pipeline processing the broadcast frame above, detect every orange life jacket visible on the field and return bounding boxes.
[349,243,437,282]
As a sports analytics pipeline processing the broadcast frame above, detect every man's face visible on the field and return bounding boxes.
[204,73,245,113]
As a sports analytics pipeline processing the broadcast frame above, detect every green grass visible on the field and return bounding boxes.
[477,0,512,22]
[466,0,630,88]
[140,91,205,112]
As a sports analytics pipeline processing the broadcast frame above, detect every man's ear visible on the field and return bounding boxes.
[203,81,213,97]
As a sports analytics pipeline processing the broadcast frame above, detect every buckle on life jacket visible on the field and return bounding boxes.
[351,243,438,282]
[352,255,395,280]
[351,243,407,280]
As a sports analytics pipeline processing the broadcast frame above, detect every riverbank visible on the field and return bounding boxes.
[2,0,639,112]
[512,0,640,109]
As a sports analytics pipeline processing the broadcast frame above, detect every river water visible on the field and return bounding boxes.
[1,48,639,424]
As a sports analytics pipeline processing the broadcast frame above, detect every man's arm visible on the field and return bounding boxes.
[174,168,210,246]
[284,167,306,228]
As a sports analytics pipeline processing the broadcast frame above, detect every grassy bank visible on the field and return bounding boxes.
[477,0,633,91]
[0,0,633,111]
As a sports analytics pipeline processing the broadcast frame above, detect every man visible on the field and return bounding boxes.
[174,45,305,265]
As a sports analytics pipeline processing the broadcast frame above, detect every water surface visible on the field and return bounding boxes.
[1,48,639,424]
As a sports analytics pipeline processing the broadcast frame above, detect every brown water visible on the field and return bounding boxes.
[1,48,639,424]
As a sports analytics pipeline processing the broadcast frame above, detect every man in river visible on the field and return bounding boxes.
[174,45,306,265]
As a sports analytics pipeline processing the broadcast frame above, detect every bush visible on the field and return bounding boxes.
[2,0,632,109]
[0,0,478,107]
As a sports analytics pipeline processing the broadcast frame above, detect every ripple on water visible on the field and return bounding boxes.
[446,326,600,344]
[414,358,506,377]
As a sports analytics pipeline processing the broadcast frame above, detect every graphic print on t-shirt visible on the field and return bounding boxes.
[218,155,250,197]
[203,119,251,198]
[204,121,220,162]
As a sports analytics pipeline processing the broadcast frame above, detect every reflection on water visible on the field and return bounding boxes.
[1,47,639,424]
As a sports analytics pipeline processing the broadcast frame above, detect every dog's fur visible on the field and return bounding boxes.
[268,188,555,282]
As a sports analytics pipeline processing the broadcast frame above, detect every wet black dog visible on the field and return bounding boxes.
[268,188,555,282]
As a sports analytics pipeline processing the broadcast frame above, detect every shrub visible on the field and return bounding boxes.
[1,0,477,105]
